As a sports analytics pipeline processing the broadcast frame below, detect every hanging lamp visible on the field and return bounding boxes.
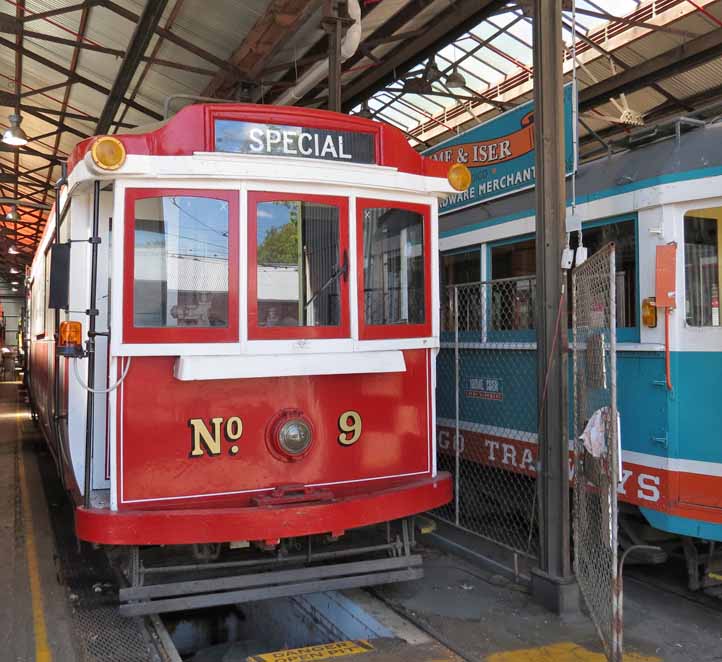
[2,114,28,146]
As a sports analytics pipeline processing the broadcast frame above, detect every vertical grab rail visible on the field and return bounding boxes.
[83,180,101,508]
[52,164,67,472]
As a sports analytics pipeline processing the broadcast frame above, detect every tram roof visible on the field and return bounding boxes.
[1,0,722,269]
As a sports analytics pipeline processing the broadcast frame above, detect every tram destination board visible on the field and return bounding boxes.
[214,120,376,164]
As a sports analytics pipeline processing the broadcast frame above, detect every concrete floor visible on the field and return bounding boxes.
[373,546,722,661]
[3,375,722,662]
[0,380,77,661]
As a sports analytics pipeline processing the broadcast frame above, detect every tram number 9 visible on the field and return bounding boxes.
[338,411,362,446]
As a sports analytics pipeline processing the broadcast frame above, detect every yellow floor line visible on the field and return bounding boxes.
[487,642,660,662]
[17,414,53,662]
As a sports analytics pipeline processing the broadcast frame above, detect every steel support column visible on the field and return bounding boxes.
[323,1,344,112]
[530,0,579,616]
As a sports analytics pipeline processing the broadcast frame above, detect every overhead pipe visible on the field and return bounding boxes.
[275,0,361,107]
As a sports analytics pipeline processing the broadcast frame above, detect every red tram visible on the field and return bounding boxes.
[26,104,462,613]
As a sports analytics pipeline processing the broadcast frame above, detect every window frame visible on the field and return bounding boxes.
[682,206,722,328]
[485,214,640,343]
[356,198,432,340]
[122,187,239,344]
[247,190,350,340]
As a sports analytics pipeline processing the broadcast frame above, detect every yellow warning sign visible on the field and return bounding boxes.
[248,640,374,662]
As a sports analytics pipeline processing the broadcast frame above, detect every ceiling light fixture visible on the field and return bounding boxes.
[446,66,466,89]
[2,114,28,146]
[8,246,18,255]
[425,58,443,84]
[6,208,17,221]
[403,77,434,95]
[9,267,19,274]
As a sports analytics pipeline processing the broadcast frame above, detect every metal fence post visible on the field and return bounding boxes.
[454,285,460,527]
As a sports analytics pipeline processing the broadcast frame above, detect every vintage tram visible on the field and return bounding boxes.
[26,104,462,613]
[437,119,722,589]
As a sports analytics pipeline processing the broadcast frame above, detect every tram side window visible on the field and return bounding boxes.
[441,249,481,289]
[44,246,52,335]
[490,239,536,331]
[256,200,340,328]
[31,257,45,337]
[440,249,482,332]
[363,207,425,325]
[488,218,637,330]
[684,208,721,327]
[134,196,229,328]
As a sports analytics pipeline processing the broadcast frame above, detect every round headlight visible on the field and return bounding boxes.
[448,162,472,191]
[278,419,312,456]
[90,136,126,171]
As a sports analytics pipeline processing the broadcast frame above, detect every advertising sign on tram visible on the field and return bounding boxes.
[425,83,576,214]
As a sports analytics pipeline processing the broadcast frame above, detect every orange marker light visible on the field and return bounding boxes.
[448,163,472,192]
[58,321,84,358]
[642,297,657,328]
[90,136,126,171]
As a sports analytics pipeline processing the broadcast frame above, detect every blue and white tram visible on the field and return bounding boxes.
[437,120,722,587]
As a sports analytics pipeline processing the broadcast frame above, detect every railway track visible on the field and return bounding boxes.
[624,564,722,615]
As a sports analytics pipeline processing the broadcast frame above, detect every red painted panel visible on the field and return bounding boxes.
[679,472,722,510]
[67,104,449,179]
[356,199,432,340]
[247,191,350,340]
[76,472,452,545]
[118,349,432,508]
[122,188,240,344]
[655,243,677,309]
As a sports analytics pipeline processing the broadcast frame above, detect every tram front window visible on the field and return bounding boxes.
[684,207,721,327]
[363,207,425,325]
[256,200,340,328]
[133,195,229,328]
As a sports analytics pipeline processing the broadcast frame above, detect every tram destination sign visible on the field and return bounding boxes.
[214,119,376,164]
[424,83,576,214]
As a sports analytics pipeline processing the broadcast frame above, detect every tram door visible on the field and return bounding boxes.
[679,206,722,509]
[65,188,113,494]
[90,189,113,491]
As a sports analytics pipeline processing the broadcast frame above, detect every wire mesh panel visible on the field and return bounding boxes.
[436,279,539,559]
[572,243,620,661]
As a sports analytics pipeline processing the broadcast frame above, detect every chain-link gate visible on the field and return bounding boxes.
[436,278,539,559]
[572,243,621,661]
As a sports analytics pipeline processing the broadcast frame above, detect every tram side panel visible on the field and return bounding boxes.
[436,343,669,507]
[436,191,722,543]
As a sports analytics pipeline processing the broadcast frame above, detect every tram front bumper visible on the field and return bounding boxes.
[74,472,452,545]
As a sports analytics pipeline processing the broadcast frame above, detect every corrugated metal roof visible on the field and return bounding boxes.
[1,0,722,271]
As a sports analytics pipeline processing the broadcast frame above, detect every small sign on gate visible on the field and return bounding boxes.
[465,377,503,401]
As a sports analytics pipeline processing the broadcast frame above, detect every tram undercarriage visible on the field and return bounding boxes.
[111,518,422,616]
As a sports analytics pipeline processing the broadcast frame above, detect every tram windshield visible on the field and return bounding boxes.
[362,206,425,326]
[684,207,721,327]
[133,195,230,328]
[256,200,341,328]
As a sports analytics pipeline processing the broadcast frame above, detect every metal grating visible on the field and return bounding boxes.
[435,278,539,560]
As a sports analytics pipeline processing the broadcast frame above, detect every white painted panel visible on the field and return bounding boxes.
[174,350,406,381]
